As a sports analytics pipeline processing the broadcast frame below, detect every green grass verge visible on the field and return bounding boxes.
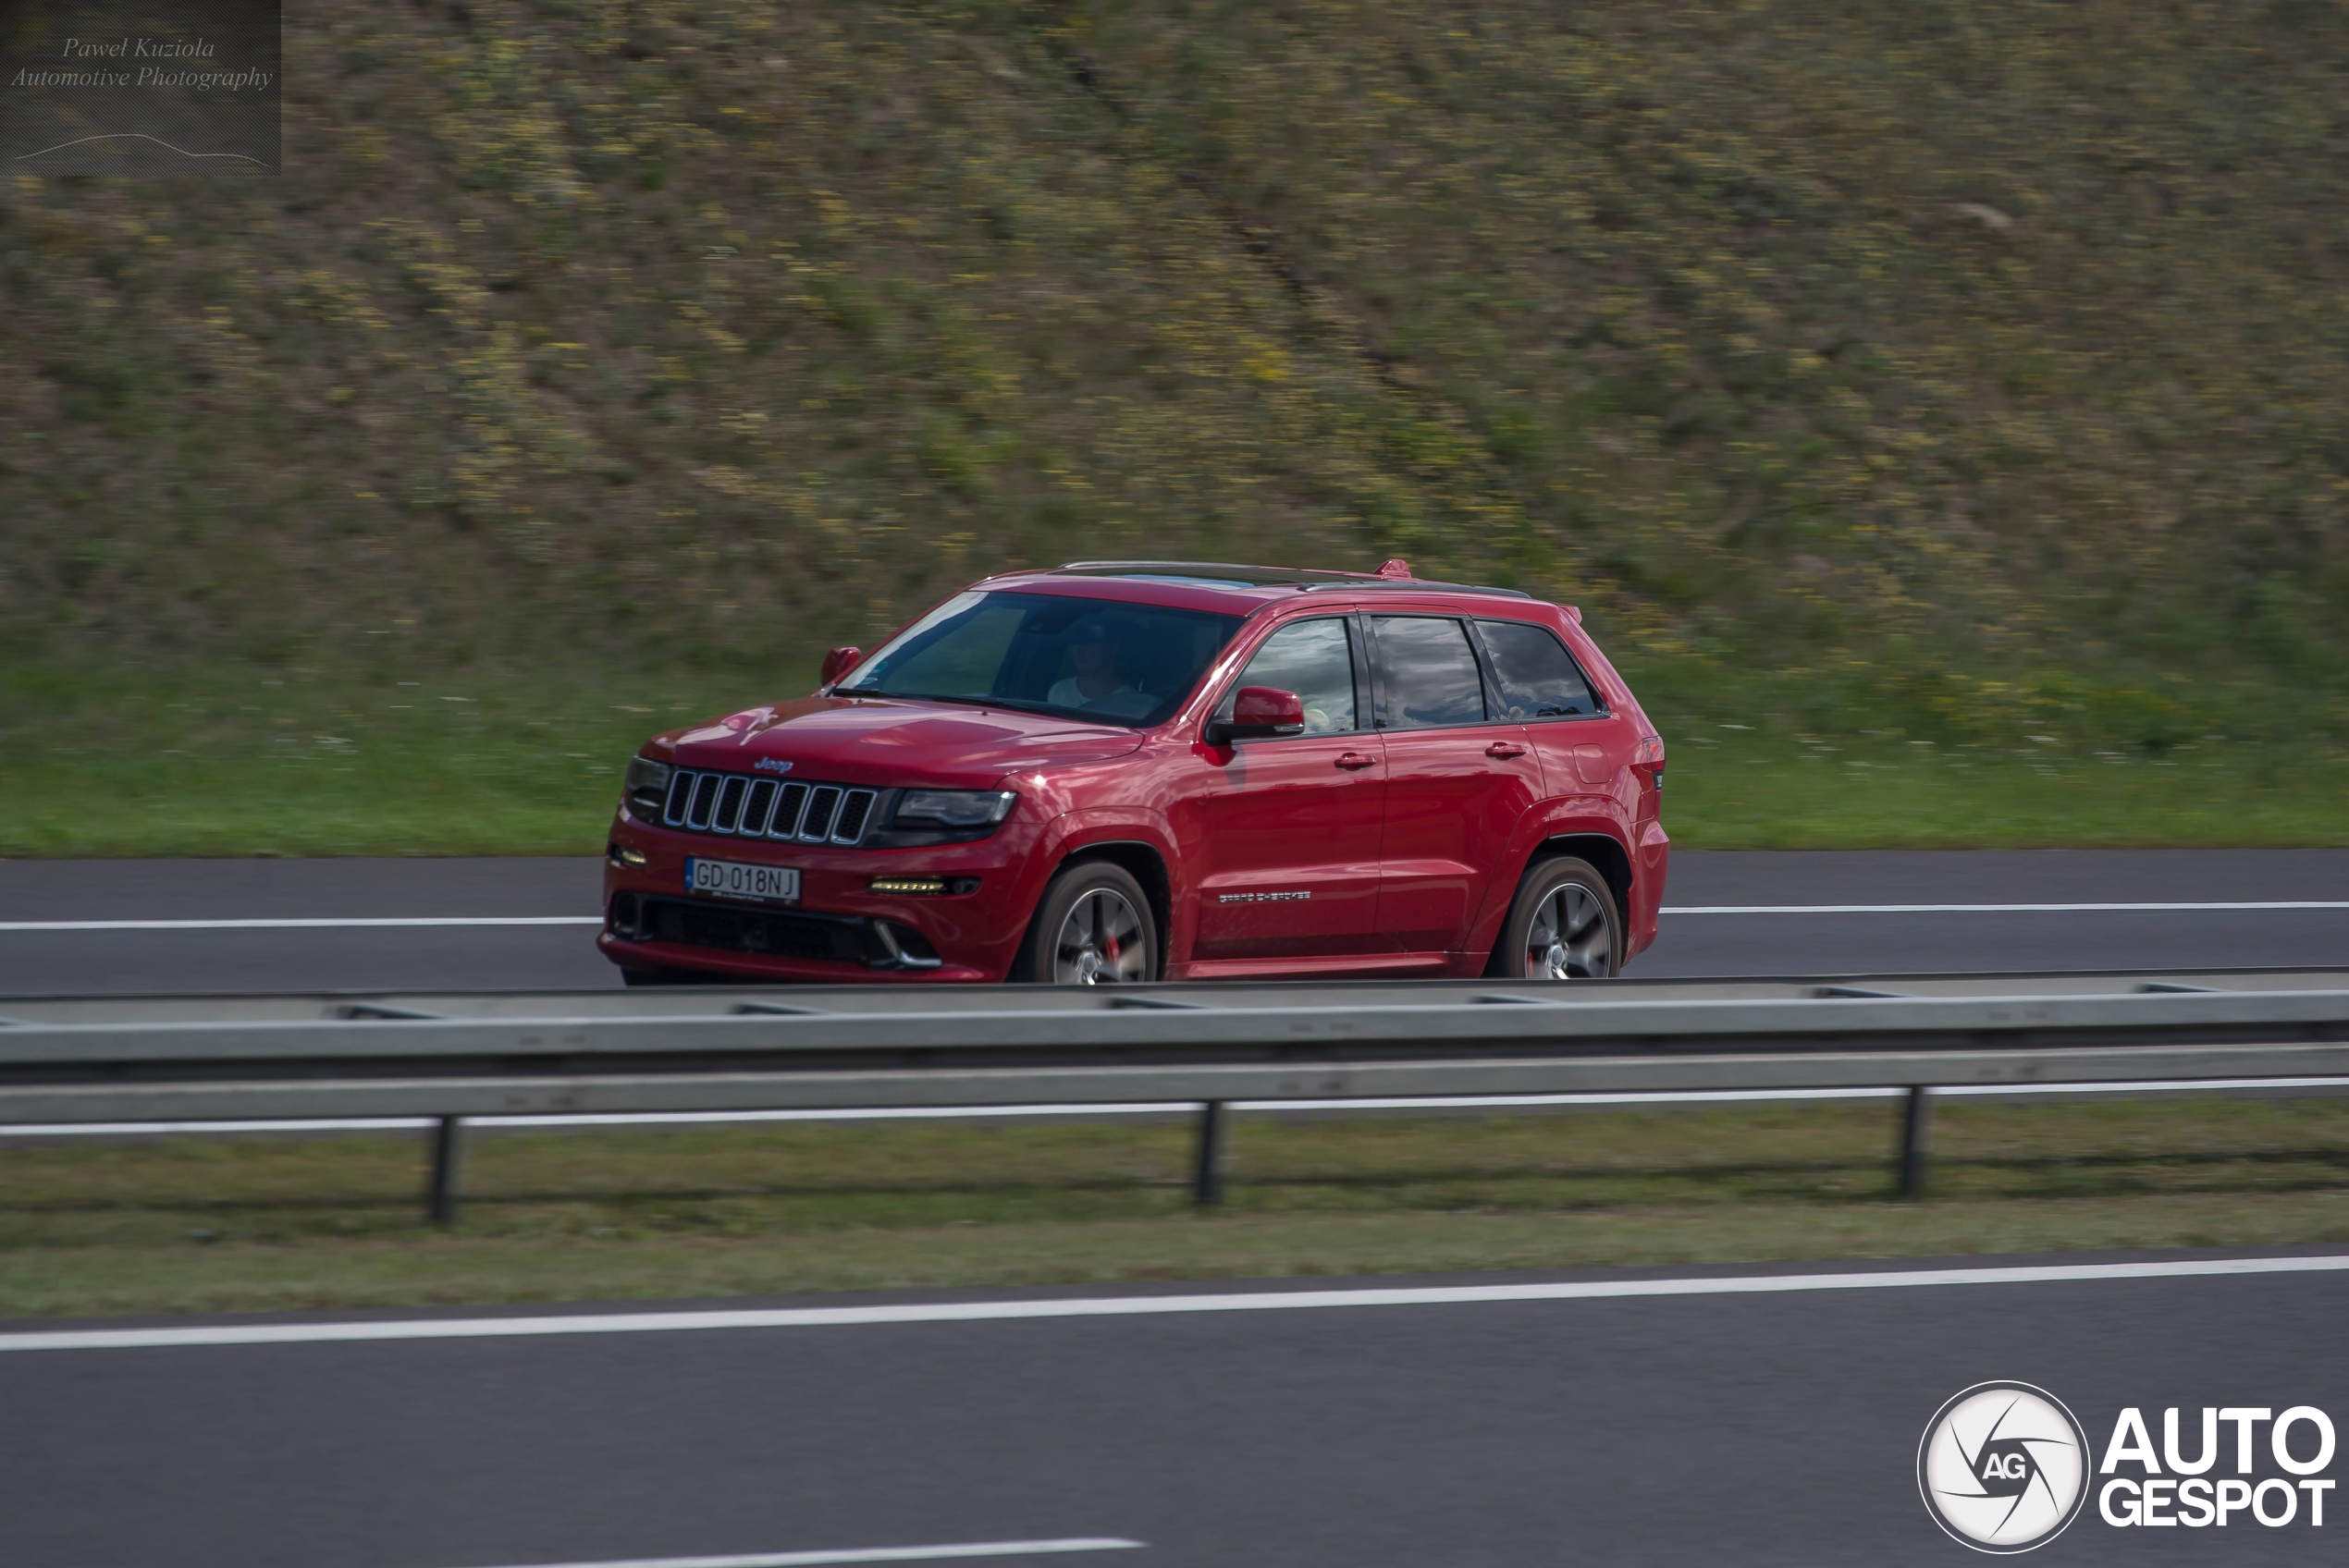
[0,664,775,858]
[6,661,2347,856]
[6,1096,2345,1319]
[1658,732,2349,849]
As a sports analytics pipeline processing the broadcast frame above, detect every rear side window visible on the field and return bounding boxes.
[1475,619,1601,720]
[1371,616,1487,729]
[1218,618,1358,736]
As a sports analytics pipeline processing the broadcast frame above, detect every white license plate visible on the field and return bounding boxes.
[685,857,800,904]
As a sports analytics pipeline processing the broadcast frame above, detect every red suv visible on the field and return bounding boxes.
[600,561,1666,986]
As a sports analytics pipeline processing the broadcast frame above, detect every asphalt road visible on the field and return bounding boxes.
[3,1254,2343,1567]
[2,850,2346,994]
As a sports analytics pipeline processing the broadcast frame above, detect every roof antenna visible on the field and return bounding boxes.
[1375,558,1413,580]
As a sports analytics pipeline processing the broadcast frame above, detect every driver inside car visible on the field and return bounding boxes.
[1047,616,1155,717]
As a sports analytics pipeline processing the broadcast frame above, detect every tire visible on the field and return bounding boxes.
[1014,860,1159,985]
[1486,855,1622,981]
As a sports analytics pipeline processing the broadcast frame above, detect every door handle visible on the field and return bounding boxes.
[1484,741,1527,759]
[1334,752,1379,770]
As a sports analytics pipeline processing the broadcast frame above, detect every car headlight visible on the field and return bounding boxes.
[894,789,1016,827]
[623,755,672,819]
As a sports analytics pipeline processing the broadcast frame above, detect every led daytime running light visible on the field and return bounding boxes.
[869,876,950,895]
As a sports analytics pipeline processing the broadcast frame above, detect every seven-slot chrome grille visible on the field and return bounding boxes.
[659,769,880,846]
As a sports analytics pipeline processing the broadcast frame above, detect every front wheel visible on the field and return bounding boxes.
[1015,861,1158,985]
[1488,856,1621,981]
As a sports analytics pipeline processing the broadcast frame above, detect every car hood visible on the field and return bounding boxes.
[658,696,1147,787]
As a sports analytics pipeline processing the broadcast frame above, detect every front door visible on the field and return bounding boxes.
[1183,616,1385,962]
[1366,613,1544,956]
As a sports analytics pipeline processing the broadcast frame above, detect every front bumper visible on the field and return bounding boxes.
[596,809,1048,983]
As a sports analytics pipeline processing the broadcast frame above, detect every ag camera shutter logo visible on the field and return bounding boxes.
[1918,1381,2091,1552]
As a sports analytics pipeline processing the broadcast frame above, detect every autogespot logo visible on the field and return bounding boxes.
[1918,1382,2092,1552]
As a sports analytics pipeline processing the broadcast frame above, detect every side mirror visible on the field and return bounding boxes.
[1205,685,1307,746]
[820,646,864,685]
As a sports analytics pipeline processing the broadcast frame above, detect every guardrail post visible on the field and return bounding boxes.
[1898,1086,1934,1198]
[1193,1100,1228,1207]
[427,1115,467,1226]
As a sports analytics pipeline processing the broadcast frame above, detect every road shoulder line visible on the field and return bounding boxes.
[6,1253,2346,1354]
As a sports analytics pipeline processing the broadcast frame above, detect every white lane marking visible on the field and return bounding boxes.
[9,1077,2347,1138]
[1250,1076,2349,1109]
[2,902,2345,932]
[2,1117,446,1135]
[6,1254,2345,1354]
[0,1104,1197,1137]
[0,916,603,932]
[1662,901,2349,914]
[439,1541,1142,1568]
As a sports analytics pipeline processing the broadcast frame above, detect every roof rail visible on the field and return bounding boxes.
[1053,559,1377,579]
[1298,580,1531,598]
[1050,560,1531,598]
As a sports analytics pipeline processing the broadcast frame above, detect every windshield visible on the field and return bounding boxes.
[836,591,1245,728]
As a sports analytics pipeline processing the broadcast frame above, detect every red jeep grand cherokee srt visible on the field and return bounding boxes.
[600,560,1667,986]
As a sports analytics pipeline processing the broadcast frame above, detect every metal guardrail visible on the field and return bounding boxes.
[4,970,2346,1221]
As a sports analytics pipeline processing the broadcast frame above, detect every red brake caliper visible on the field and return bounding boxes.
[1095,895,1119,965]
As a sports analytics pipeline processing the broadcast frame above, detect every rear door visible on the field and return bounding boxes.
[1472,614,1630,808]
[1365,613,1544,956]
[1184,615,1386,961]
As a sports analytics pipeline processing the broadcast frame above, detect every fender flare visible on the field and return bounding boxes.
[1034,810,1187,964]
[1465,806,1638,968]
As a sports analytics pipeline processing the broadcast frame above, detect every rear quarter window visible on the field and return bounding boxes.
[1475,619,1603,719]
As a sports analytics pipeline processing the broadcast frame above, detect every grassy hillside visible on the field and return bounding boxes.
[3,2,2347,852]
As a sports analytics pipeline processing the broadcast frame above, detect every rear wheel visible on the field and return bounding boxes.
[1488,855,1621,981]
[1015,861,1158,985]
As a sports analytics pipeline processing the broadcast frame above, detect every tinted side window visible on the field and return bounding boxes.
[1218,618,1356,736]
[1371,616,1486,728]
[1476,619,1600,720]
